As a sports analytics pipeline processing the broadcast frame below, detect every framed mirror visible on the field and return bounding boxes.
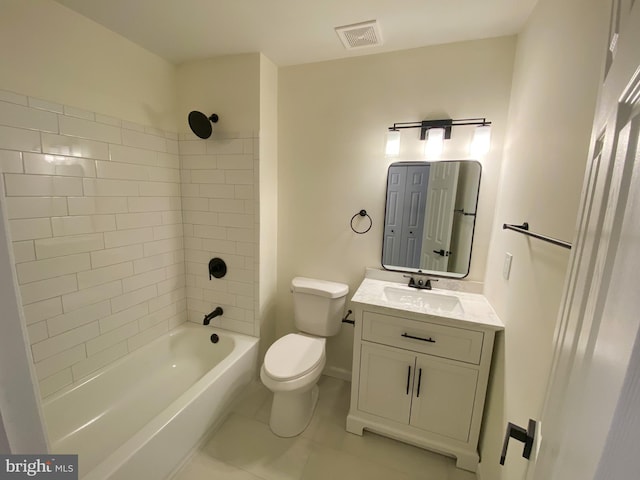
[382,160,481,278]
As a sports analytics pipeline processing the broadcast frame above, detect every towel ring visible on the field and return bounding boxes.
[351,209,372,234]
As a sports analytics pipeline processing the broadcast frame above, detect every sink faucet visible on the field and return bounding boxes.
[403,274,438,290]
[203,306,223,325]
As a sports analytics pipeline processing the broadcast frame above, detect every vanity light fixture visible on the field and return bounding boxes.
[385,118,492,158]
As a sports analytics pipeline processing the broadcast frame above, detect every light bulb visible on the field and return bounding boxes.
[425,128,445,158]
[385,130,401,157]
[470,125,491,157]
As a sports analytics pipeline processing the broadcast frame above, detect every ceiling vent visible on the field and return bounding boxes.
[335,20,383,50]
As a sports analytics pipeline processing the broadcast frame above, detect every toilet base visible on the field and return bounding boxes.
[269,384,319,437]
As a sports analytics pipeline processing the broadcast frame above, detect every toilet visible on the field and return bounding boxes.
[260,277,349,437]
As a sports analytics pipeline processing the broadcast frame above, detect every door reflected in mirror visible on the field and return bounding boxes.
[382,161,481,278]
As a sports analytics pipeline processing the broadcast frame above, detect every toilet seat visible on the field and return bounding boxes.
[263,334,325,381]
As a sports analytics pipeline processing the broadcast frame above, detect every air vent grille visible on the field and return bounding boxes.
[335,20,383,50]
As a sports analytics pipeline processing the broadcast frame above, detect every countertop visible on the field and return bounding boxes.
[351,277,504,331]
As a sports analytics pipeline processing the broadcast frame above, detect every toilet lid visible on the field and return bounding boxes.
[264,334,325,381]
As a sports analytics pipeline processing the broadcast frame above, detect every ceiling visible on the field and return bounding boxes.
[54,0,538,67]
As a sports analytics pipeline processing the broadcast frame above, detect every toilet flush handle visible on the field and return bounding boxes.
[341,310,355,325]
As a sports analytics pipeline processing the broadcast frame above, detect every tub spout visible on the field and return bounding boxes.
[203,307,223,325]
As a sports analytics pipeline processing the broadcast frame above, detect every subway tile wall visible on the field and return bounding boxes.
[0,90,192,398]
[179,132,259,338]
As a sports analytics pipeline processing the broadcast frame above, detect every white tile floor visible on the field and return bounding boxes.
[172,376,476,480]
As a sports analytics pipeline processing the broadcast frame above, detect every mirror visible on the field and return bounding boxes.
[382,160,481,278]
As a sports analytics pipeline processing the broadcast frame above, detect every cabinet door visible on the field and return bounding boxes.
[409,355,478,442]
[358,343,415,424]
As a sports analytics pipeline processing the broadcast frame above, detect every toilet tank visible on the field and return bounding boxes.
[291,277,349,337]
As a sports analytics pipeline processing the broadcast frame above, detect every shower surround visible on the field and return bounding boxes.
[0,89,259,398]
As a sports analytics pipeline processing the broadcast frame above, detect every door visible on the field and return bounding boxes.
[409,354,478,442]
[401,165,429,267]
[529,2,640,479]
[422,162,459,270]
[382,165,406,266]
[358,343,414,424]
[383,164,429,268]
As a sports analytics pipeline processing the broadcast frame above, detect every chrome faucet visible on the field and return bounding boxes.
[403,273,438,290]
[203,307,223,325]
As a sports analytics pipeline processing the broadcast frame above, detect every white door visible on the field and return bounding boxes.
[401,165,429,268]
[529,2,640,478]
[422,162,459,270]
[382,165,406,266]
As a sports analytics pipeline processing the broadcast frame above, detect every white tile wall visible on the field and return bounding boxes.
[6,196,69,219]
[41,133,109,160]
[23,153,97,178]
[181,134,258,337]
[34,234,105,259]
[8,218,52,241]
[16,253,91,284]
[59,115,122,144]
[77,262,134,289]
[0,125,42,152]
[0,101,58,133]
[28,97,64,114]
[1,89,261,399]
[4,174,83,197]
[0,90,187,397]
[47,301,111,336]
[20,274,78,305]
[0,150,23,173]
[22,298,63,325]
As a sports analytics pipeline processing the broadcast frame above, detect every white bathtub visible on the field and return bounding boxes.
[41,323,259,480]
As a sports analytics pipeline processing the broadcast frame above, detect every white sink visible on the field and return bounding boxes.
[383,286,464,314]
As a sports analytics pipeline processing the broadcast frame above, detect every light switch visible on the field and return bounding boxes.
[503,253,513,280]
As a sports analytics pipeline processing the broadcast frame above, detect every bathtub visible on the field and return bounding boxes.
[41,323,259,480]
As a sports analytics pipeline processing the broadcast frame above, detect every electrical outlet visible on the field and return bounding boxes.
[503,253,513,280]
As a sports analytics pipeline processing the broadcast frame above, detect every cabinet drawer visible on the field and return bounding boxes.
[362,311,483,364]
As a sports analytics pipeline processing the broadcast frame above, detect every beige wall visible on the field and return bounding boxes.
[176,54,260,136]
[278,37,516,376]
[259,55,279,359]
[0,0,176,131]
[478,0,610,478]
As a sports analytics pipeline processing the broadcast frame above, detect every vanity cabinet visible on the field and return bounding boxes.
[358,343,478,441]
[347,281,503,472]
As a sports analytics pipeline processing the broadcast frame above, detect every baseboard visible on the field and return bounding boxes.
[322,365,351,381]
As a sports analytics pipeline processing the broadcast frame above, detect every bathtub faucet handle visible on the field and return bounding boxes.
[203,306,223,325]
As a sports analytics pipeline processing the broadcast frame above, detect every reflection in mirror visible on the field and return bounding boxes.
[382,161,481,278]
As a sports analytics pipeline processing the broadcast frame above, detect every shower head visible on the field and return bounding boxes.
[188,111,219,139]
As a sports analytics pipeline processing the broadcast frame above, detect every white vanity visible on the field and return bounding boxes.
[346,276,504,472]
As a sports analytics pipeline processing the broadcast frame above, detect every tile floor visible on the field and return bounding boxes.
[172,376,476,480]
